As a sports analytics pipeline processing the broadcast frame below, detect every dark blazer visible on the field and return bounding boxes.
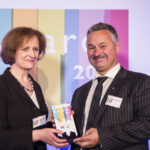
[71,67,150,150]
[0,68,48,150]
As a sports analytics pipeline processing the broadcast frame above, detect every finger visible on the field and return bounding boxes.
[50,128,63,134]
[73,136,88,143]
[51,118,55,122]
[54,142,69,148]
[76,141,90,148]
[51,134,68,143]
[73,137,83,143]
[55,138,68,143]
[50,113,54,117]
[52,124,56,128]
[85,128,95,135]
[50,117,55,124]
[72,110,75,115]
[51,138,69,148]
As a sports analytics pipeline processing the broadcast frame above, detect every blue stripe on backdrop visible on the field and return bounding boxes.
[64,10,79,104]
[63,9,79,150]
[0,9,12,75]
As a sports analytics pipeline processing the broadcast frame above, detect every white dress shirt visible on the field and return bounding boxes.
[30,91,40,109]
[82,64,121,135]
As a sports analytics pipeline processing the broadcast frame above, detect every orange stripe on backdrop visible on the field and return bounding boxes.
[13,9,38,28]
[13,9,38,80]
[37,10,65,117]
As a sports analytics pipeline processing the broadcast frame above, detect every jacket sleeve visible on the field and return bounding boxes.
[0,79,33,150]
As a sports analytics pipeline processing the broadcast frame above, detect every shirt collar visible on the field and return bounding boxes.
[93,63,121,82]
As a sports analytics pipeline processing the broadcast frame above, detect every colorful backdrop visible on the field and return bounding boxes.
[0,9,128,103]
[0,9,128,149]
[0,9,148,150]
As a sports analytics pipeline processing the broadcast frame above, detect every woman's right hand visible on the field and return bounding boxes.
[32,128,69,148]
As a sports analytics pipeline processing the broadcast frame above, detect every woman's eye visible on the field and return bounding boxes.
[33,47,39,51]
[22,47,28,51]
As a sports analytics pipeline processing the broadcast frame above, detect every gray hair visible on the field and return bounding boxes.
[87,22,119,43]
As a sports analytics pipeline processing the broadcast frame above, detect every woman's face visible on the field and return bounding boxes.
[14,36,39,70]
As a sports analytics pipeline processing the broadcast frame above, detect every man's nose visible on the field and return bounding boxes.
[94,47,103,56]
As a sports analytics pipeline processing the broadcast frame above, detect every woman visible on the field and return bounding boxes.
[0,27,68,150]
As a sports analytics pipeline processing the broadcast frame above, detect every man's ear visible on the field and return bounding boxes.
[115,41,120,53]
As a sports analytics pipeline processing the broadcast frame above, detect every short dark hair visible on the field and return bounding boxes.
[1,27,46,65]
[87,22,118,42]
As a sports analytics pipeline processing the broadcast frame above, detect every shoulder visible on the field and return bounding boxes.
[120,66,149,81]
[0,68,12,84]
[75,80,92,93]
[0,73,9,98]
[126,69,149,81]
[72,80,93,100]
[127,69,149,77]
[0,73,7,87]
[121,68,150,90]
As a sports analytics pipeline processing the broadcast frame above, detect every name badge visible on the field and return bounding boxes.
[105,95,123,108]
[32,115,46,128]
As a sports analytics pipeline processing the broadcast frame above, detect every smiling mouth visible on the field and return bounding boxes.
[93,55,106,60]
[93,57,105,61]
[26,59,35,62]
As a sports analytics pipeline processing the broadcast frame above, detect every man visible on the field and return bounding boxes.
[71,22,150,150]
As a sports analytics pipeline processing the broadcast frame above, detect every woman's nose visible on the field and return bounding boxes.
[28,49,35,57]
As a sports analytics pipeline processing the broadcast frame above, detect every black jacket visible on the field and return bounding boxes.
[71,67,150,150]
[0,68,49,150]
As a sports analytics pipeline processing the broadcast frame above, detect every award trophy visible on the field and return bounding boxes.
[51,102,78,143]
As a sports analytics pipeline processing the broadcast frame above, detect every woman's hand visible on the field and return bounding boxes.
[33,128,69,148]
[50,113,56,128]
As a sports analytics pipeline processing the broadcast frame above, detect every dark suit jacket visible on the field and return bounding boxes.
[71,67,150,150]
[0,68,49,150]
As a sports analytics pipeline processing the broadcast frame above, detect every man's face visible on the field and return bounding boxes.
[87,30,120,75]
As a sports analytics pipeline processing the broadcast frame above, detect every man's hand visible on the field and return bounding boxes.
[73,128,100,148]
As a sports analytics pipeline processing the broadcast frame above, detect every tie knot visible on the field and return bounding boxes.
[97,77,108,84]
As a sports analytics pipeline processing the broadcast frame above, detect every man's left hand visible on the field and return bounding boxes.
[73,128,100,148]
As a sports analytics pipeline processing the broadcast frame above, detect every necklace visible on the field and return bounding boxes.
[22,77,34,92]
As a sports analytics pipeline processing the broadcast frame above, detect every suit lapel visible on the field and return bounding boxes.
[78,81,92,135]
[29,75,48,116]
[33,81,46,112]
[80,82,92,112]
[94,67,128,125]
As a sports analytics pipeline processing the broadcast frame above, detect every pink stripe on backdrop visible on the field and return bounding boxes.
[110,10,129,69]
[78,10,105,86]
[78,10,128,87]
[104,10,111,23]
